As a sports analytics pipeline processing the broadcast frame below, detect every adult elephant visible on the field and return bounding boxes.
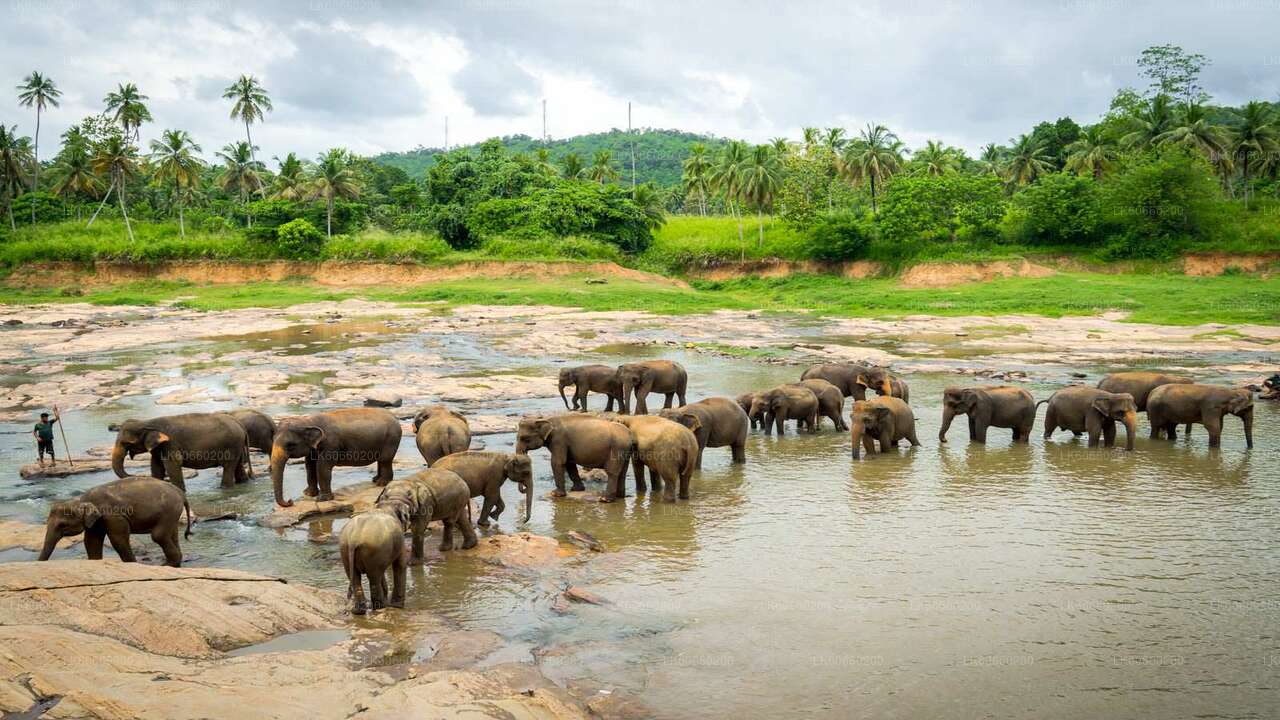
[857,367,910,403]
[939,386,1037,443]
[736,392,761,430]
[111,412,249,491]
[1041,386,1138,450]
[1147,384,1253,448]
[1097,371,1194,411]
[515,414,633,501]
[615,360,688,415]
[270,408,402,507]
[850,397,920,459]
[659,396,749,467]
[798,379,847,430]
[433,451,534,525]
[612,414,700,501]
[412,405,471,465]
[750,384,819,436]
[38,477,191,567]
[227,409,276,454]
[558,364,623,411]
[801,362,870,398]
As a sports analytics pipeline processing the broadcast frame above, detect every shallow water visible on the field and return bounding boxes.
[2,315,1277,719]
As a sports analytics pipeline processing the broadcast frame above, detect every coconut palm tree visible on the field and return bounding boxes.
[148,129,204,237]
[711,140,750,245]
[223,75,272,170]
[17,71,62,225]
[1229,101,1279,202]
[0,125,34,230]
[913,140,958,176]
[561,152,585,180]
[587,150,619,184]
[216,141,265,228]
[840,124,902,214]
[270,152,307,200]
[770,136,792,157]
[1155,103,1228,159]
[978,143,1004,176]
[1001,134,1052,189]
[50,138,99,221]
[1064,126,1119,180]
[682,142,712,216]
[308,148,361,238]
[739,144,784,248]
[90,134,140,241]
[632,182,666,230]
[533,148,559,176]
[1120,94,1174,150]
[103,83,151,142]
[801,127,821,156]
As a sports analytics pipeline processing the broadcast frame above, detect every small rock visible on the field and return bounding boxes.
[567,530,605,553]
[585,278,607,285]
[364,393,403,408]
[1070,372,1087,378]
[561,586,609,606]
[3,319,21,326]
[1087,333,1102,339]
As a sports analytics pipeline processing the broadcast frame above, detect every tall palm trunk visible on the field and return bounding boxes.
[326,196,334,238]
[116,173,135,242]
[869,175,878,214]
[757,209,764,249]
[174,177,185,238]
[30,107,41,226]
[87,184,113,227]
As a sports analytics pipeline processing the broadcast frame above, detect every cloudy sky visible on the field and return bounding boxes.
[6,0,1278,163]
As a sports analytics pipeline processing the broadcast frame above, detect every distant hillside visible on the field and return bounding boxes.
[373,129,730,187]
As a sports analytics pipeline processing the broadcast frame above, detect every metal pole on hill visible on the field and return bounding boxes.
[54,405,73,467]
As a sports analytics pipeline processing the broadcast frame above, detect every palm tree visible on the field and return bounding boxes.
[561,152,585,180]
[533,148,559,176]
[1064,126,1119,180]
[587,150,619,184]
[90,134,140,241]
[841,124,902,213]
[801,127,821,156]
[308,148,361,238]
[1155,103,1228,159]
[913,140,958,176]
[822,128,847,153]
[1229,101,1279,202]
[223,75,272,171]
[1120,94,1174,150]
[51,131,100,221]
[710,140,749,244]
[270,152,307,200]
[978,143,1004,176]
[103,83,151,142]
[739,144,784,248]
[216,141,264,227]
[681,142,712,216]
[17,71,62,225]
[1001,134,1052,189]
[770,136,792,157]
[632,183,666,230]
[148,129,203,237]
[0,125,34,230]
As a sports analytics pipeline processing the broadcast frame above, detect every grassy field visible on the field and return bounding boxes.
[1,272,1277,325]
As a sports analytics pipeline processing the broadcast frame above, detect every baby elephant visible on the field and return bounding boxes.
[413,405,471,465]
[1041,386,1138,450]
[38,477,192,567]
[850,397,920,458]
[433,451,534,525]
[1147,383,1253,448]
[340,479,421,614]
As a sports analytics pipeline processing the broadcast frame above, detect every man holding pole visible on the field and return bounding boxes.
[33,409,60,467]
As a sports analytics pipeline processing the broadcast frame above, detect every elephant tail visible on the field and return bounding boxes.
[345,539,358,600]
[1034,397,1053,411]
[183,495,193,539]
[244,437,254,479]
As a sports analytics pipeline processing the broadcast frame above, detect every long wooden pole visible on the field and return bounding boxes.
[54,405,73,467]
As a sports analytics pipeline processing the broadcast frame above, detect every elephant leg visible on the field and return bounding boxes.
[862,434,876,456]
[317,463,335,501]
[649,465,662,495]
[662,469,677,502]
[411,517,426,563]
[375,459,393,486]
[1102,420,1117,448]
[549,453,568,496]
[370,571,387,610]
[678,468,691,500]
[105,520,135,563]
[878,429,893,453]
[153,527,182,567]
[1203,413,1223,448]
[221,460,237,489]
[304,458,319,497]
[905,426,921,447]
[478,495,495,527]
[490,495,505,521]
[731,441,745,464]
[84,527,105,560]
[809,410,819,434]
[150,454,165,480]
[1043,407,1056,440]
[439,519,455,552]
[602,446,631,503]
[566,461,586,493]
[163,453,187,493]
[663,392,675,409]
[458,510,478,549]
[967,416,977,441]
[350,570,368,615]
[974,421,987,444]
[1184,423,1192,438]
[1085,413,1103,447]
[632,454,646,494]
[390,556,407,608]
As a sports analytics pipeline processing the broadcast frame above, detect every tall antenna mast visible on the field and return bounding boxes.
[628,102,636,188]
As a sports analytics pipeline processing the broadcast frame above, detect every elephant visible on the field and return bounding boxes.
[1147,383,1253,448]
[270,407,402,507]
[798,379,848,430]
[801,362,871,398]
[736,392,761,430]
[850,397,921,459]
[111,413,250,491]
[412,405,471,465]
[615,360,688,414]
[1040,386,1138,450]
[856,367,910,403]
[558,364,624,411]
[939,386,1037,443]
[611,414,701,501]
[227,409,276,454]
[1097,371,1194,412]
[403,467,479,554]
[658,396,749,467]
[433,451,534,526]
[750,384,819,436]
[340,486,414,614]
[515,414,633,501]
[38,477,191,567]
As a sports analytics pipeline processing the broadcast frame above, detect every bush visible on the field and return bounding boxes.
[805,211,872,261]
[432,203,475,249]
[323,228,452,262]
[877,174,1005,245]
[273,218,325,259]
[11,192,65,224]
[1004,173,1102,246]
[1098,150,1224,259]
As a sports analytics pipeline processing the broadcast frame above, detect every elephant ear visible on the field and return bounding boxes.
[678,413,703,433]
[958,388,982,410]
[872,405,893,424]
[142,429,171,451]
[412,410,428,433]
[855,374,869,388]
[1227,391,1253,414]
[78,501,102,528]
[534,419,555,442]
[507,454,532,476]
[299,426,326,449]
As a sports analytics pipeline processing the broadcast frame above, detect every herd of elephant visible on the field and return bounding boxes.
[35,358,1255,615]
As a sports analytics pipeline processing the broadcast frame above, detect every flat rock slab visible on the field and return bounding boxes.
[18,457,197,480]
[420,532,573,571]
[260,482,386,529]
[0,520,79,552]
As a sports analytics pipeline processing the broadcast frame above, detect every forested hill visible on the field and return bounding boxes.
[373,129,729,186]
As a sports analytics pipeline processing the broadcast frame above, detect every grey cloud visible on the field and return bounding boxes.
[265,25,425,118]
[453,51,542,117]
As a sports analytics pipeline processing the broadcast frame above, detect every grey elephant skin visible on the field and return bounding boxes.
[1041,386,1138,450]
[412,405,471,465]
[270,407,402,507]
[1097,371,1194,412]
[939,386,1036,443]
[798,379,847,430]
[850,397,920,458]
[750,384,819,436]
[615,360,688,415]
[559,364,623,411]
[39,477,192,567]
[659,396,749,466]
[1147,383,1253,448]
[516,414,633,501]
[801,362,871,398]
[433,451,534,525]
[736,392,761,430]
[613,414,701,501]
[857,367,911,403]
[111,412,250,491]
[227,408,276,454]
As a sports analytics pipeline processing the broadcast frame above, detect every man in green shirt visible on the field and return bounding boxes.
[33,410,59,466]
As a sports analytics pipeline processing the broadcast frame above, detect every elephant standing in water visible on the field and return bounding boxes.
[38,477,191,567]
[413,405,471,465]
[227,409,276,454]
[798,379,848,430]
[111,413,250,491]
[659,396,750,467]
[750,384,819,436]
[801,362,871,398]
[433,450,534,525]
[615,360,688,414]
[1147,384,1253,448]
[612,414,701,501]
[270,408,402,507]
[1041,386,1138,450]
[736,392,761,430]
[939,386,1037,443]
[1097,371,1194,411]
[850,397,920,458]
[559,364,624,411]
[515,414,633,501]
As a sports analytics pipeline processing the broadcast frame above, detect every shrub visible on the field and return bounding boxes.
[805,211,872,261]
[273,218,325,259]
[11,192,65,224]
[432,203,475,249]
[1004,173,1102,246]
[877,174,1005,245]
[323,228,452,262]
[1098,150,1224,259]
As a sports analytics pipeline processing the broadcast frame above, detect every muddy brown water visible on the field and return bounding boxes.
[1,316,1277,719]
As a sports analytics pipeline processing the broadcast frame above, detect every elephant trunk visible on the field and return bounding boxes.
[111,442,128,478]
[558,380,571,410]
[523,479,534,523]
[1241,408,1254,449]
[939,405,955,442]
[37,524,59,561]
[881,379,893,397]
[1122,410,1137,451]
[620,381,633,415]
[270,446,292,507]
[850,423,864,459]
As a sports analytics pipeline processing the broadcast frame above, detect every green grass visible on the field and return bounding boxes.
[641,215,812,271]
[2,271,1277,325]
